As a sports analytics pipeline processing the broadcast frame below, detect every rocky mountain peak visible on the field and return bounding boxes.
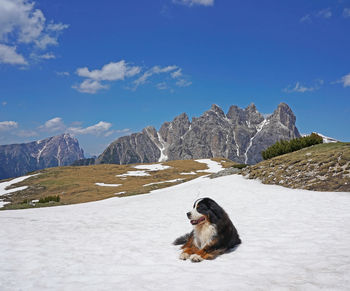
[210,104,226,118]
[246,103,257,112]
[97,102,301,166]
[0,134,85,179]
[270,102,297,129]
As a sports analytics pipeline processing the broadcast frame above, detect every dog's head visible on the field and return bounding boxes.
[186,197,224,226]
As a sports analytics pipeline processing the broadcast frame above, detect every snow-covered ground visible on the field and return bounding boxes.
[133,164,171,171]
[95,183,122,187]
[195,159,224,173]
[180,171,196,175]
[1,174,350,290]
[116,170,151,177]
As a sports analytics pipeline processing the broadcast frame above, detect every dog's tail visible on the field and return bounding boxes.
[173,232,192,245]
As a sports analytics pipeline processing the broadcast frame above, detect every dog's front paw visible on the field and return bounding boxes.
[179,252,190,260]
[190,254,204,262]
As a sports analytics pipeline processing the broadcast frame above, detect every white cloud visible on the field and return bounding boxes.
[343,8,350,18]
[283,80,323,93]
[337,73,350,87]
[176,79,192,87]
[300,8,332,23]
[40,117,66,132]
[300,14,312,23]
[173,0,214,7]
[0,44,27,65]
[0,0,68,65]
[171,69,182,78]
[316,8,332,19]
[2,101,7,106]
[133,65,178,87]
[30,52,56,61]
[47,22,69,32]
[0,121,18,131]
[74,61,141,94]
[156,82,168,90]
[56,71,70,76]
[76,60,141,81]
[68,121,112,136]
[72,79,109,94]
[74,61,191,94]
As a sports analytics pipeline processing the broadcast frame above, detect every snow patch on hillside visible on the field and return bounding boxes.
[116,171,151,177]
[196,159,224,173]
[95,183,121,187]
[134,164,171,171]
[0,174,39,208]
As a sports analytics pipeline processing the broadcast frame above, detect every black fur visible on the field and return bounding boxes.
[174,197,241,252]
[173,232,193,245]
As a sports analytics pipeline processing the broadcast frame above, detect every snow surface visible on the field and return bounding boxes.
[195,159,224,173]
[133,164,171,171]
[316,132,338,143]
[180,171,196,175]
[0,174,38,208]
[116,171,151,177]
[156,133,169,162]
[1,175,350,290]
[143,178,184,187]
[95,183,122,187]
[244,119,268,164]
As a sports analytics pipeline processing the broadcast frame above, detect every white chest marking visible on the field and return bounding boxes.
[194,223,217,249]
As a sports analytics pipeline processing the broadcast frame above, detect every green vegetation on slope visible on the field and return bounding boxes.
[262,133,323,160]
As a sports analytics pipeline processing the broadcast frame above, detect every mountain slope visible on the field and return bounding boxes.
[242,142,350,192]
[98,102,300,165]
[1,174,349,290]
[0,134,84,179]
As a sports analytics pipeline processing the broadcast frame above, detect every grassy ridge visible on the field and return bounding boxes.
[243,142,350,192]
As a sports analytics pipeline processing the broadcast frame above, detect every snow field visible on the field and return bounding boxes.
[1,174,349,290]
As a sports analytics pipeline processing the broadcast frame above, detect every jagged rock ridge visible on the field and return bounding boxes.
[97,103,300,165]
[0,134,84,179]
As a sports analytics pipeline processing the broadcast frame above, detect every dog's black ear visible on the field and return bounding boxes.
[203,198,224,223]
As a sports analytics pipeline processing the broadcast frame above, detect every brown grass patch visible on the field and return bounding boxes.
[1,159,222,210]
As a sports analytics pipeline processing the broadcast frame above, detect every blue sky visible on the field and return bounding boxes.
[0,0,349,156]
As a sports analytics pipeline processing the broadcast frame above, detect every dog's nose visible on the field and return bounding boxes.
[186,212,191,219]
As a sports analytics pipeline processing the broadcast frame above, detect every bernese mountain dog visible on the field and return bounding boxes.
[173,197,241,262]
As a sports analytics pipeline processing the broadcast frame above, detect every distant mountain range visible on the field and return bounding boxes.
[0,134,84,179]
[0,103,315,179]
[94,102,301,165]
